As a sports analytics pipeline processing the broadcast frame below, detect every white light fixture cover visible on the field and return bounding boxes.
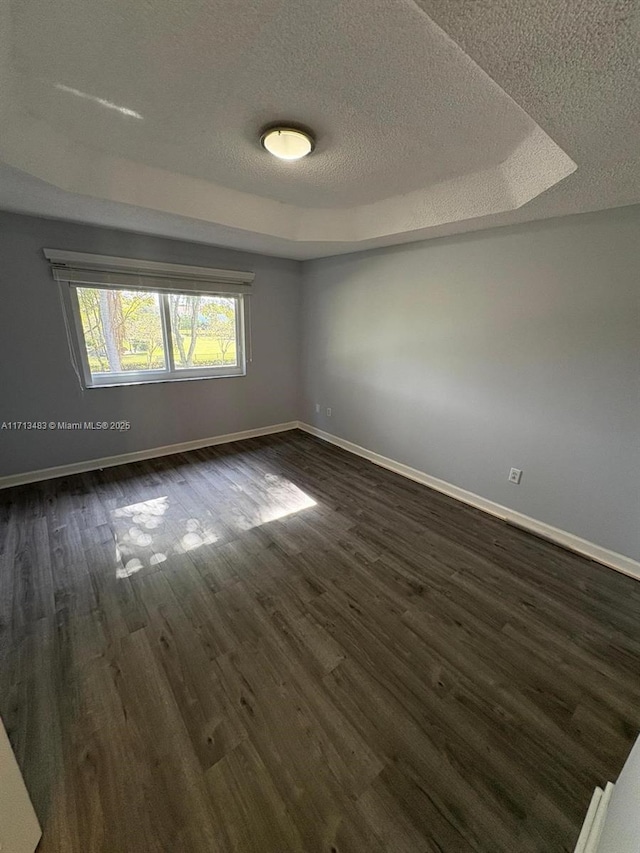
[261,126,314,160]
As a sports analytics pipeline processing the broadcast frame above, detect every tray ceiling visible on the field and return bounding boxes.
[0,0,637,258]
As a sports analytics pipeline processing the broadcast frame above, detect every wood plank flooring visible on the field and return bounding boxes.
[1,429,639,852]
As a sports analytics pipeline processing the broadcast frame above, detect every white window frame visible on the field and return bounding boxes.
[45,250,253,389]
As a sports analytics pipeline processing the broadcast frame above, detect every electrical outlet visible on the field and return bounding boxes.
[315,403,320,413]
[326,407,332,417]
[508,467,522,484]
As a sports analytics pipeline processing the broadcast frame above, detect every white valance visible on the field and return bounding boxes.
[43,249,255,295]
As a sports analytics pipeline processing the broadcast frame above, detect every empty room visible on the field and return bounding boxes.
[1,1,639,851]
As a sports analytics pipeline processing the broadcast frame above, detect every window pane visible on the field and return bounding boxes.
[168,294,238,369]
[76,287,166,376]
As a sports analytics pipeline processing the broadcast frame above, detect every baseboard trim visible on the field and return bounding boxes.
[3,419,637,580]
[0,422,299,489]
[298,422,640,581]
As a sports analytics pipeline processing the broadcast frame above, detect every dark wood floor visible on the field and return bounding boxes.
[1,430,639,852]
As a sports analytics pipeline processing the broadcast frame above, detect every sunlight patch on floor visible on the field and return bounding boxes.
[110,477,316,578]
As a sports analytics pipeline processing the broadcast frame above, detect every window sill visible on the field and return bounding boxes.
[86,371,247,389]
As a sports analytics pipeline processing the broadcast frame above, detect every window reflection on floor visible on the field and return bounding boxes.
[253,474,316,525]
[110,476,316,578]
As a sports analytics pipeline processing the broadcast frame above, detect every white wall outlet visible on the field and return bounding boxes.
[326,407,332,417]
[315,403,320,413]
[508,467,523,484]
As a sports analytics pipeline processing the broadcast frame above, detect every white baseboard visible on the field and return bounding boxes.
[3,419,638,581]
[298,422,640,581]
[0,422,299,489]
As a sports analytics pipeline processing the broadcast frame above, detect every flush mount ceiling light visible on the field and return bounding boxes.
[260,125,315,161]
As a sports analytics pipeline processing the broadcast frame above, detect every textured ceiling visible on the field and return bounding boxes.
[0,0,637,258]
[10,0,543,209]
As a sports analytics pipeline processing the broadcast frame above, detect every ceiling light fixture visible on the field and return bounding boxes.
[260,125,315,161]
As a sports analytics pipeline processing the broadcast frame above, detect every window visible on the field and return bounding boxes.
[74,286,243,385]
[45,251,252,387]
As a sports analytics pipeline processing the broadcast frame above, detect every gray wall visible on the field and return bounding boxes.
[300,206,640,562]
[0,212,301,476]
[2,206,638,562]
